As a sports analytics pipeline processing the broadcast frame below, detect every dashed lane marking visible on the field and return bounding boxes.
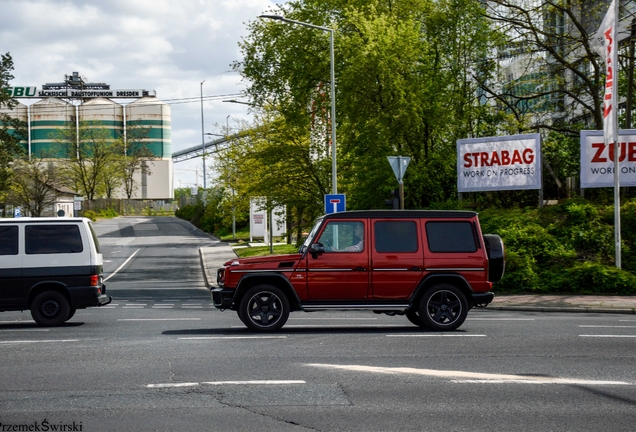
[387,334,487,337]
[579,335,636,338]
[147,380,305,389]
[179,336,287,340]
[0,339,79,345]
[117,318,201,321]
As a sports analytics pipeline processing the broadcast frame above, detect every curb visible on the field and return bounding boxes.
[485,306,636,315]
[199,248,213,289]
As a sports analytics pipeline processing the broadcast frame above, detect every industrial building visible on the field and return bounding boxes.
[1,72,173,200]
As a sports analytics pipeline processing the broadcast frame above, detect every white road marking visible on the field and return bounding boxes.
[580,335,636,338]
[201,380,305,385]
[467,318,535,321]
[282,324,404,328]
[118,318,201,321]
[289,317,378,320]
[104,248,140,282]
[179,336,287,340]
[0,339,79,344]
[306,364,630,385]
[580,325,636,328]
[124,304,147,306]
[387,334,487,337]
[147,380,305,389]
[0,329,49,332]
[147,382,199,388]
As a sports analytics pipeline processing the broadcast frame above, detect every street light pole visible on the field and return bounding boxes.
[200,80,207,197]
[259,14,337,194]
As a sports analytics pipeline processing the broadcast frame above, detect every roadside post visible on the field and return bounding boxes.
[388,156,410,210]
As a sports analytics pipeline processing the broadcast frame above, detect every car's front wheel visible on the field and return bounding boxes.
[238,285,290,332]
[31,291,71,327]
[418,284,468,331]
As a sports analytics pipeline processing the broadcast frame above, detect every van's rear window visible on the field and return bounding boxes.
[0,226,18,255]
[26,225,83,254]
[425,221,477,253]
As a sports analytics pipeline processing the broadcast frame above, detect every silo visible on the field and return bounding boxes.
[30,97,73,158]
[125,97,173,199]
[0,102,28,154]
[79,97,124,143]
[126,97,171,158]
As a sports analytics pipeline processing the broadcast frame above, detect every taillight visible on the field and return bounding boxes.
[90,275,99,286]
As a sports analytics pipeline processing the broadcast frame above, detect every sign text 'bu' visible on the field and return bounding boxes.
[457,134,541,193]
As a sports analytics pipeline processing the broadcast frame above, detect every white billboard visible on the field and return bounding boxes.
[580,130,636,188]
[457,134,541,192]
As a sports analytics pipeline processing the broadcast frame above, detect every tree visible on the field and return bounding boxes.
[0,52,27,208]
[8,156,63,217]
[233,0,502,209]
[482,0,610,135]
[54,120,119,200]
[115,120,154,199]
[214,110,331,243]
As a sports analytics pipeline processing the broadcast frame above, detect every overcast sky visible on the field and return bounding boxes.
[0,0,284,189]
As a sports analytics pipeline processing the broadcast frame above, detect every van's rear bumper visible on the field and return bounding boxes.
[69,284,112,308]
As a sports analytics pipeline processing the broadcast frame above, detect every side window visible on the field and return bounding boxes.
[374,221,418,253]
[0,226,19,255]
[26,225,84,254]
[426,221,477,253]
[317,221,364,252]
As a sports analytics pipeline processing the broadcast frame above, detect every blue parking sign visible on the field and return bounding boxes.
[324,194,346,214]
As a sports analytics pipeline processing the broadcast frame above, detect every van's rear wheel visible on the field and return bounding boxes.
[239,285,289,332]
[418,284,468,331]
[31,291,70,327]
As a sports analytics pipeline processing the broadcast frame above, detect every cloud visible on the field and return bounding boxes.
[0,0,285,187]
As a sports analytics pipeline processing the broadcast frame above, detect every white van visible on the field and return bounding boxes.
[0,217,111,326]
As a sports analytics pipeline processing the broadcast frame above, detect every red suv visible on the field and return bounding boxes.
[212,210,504,332]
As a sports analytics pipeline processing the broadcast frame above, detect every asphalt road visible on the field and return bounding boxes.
[1,217,635,431]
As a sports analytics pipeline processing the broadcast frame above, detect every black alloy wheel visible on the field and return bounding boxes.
[239,285,290,332]
[31,291,71,327]
[405,310,426,327]
[418,284,468,331]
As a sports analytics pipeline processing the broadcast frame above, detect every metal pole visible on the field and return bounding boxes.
[200,80,207,197]
[258,14,337,193]
[329,29,337,194]
[613,0,621,268]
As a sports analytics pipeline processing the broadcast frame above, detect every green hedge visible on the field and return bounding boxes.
[479,199,636,295]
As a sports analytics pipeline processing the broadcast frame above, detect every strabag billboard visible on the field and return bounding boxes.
[580,130,636,188]
[457,134,541,192]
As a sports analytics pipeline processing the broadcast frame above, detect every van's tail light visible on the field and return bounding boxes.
[90,275,99,287]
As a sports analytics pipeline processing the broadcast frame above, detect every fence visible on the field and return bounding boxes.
[83,198,179,216]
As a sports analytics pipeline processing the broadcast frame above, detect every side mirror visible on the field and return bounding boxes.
[309,243,325,258]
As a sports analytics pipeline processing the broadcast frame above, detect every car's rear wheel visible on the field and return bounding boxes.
[418,284,468,331]
[405,310,425,327]
[31,291,71,327]
[239,285,290,332]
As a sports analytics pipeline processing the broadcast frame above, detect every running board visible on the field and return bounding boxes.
[302,304,410,311]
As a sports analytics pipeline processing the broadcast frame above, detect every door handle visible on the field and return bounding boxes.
[353,267,367,271]
[410,266,423,271]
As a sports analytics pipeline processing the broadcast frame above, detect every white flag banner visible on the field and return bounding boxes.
[591,0,618,145]
[457,134,541,192]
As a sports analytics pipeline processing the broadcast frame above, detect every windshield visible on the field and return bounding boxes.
[299,217,324,253]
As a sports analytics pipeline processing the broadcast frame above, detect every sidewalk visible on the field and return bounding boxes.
[199,244,636,315]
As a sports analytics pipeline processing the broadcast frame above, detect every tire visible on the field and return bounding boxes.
[65,308,77,322]
[31,291,71,327]
[405,310,426,327]
[238,285,290,332]
[418,284,468,331]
